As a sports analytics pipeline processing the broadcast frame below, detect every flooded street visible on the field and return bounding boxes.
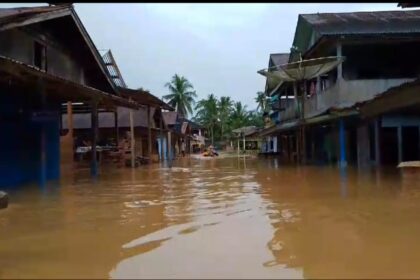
[1,157,420,279]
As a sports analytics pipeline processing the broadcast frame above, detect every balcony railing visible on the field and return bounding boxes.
[304,78,414,118]
[276,78,414,123]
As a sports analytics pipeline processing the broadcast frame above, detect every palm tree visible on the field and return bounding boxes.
[195,94,219,145]
[217,96,233,141]
[229,101,249,130]
[163,74,197,118]
[255,91,268,113]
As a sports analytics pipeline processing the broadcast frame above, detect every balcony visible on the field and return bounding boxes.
[276,78,414,123]
[304,78,414,119]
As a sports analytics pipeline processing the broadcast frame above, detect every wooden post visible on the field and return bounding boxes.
[91,100,98,176]
[339,119,347,168]
[418,126,420,160]
[67,101,74,166]
[159,108,164,161]
[39,80,47,186]
[237,137,240,155]
[374,118,381,167]
[337,41,343,80]
[357,124,370,168]
[138,136,143,157]
[243,133,246,153]
[296,130,300,164]
[147,105,152,158]
[114,108,119,144]
[167,131,172,160]
[397,125,403,163]
[301,82,307,164]
[129,98,135,168]
[293,82,298,118]
[67,101,74,138]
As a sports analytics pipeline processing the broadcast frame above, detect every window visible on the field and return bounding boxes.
[34,41,47,71]
[342,42,420,80]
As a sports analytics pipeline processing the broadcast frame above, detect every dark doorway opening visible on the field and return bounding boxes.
[402,126,419,161]
[382,127,398,165]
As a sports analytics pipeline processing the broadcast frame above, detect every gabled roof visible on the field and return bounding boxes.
[118,87,173,111]
[0,4,118,95]
[301,10,420,36]
[291,9,420,62]
[398,3,420,8]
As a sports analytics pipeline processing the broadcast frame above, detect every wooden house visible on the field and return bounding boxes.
[0,4,138,187]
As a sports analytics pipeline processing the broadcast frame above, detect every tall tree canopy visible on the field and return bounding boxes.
[163,74,197,118]
[194,94,219,144]
[255,91,268,113]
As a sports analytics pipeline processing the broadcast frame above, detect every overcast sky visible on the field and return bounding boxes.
[2,3,401,111]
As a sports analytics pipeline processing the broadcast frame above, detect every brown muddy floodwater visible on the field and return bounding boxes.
[1,157,420,279]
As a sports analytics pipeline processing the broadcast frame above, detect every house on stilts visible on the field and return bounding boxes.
[0,4,140,188]
[259,9,420,168]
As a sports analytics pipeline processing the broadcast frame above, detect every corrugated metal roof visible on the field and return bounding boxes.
[269,53,290,68]
[62,106,156,129]
[0,5,69,24]
[162,111,178,126]
[101,50,127,88]
[301,9,420,36]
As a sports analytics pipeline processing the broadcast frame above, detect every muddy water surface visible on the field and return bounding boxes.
[1,157,420,279]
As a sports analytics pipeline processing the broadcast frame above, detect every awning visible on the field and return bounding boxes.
[258,56,345,83]
[118,87,173,111]
[232,126,259,137]
[0,55,139,109]
[259,109,358,137]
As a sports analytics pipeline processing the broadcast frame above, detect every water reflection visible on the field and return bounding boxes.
[1,158,420,278]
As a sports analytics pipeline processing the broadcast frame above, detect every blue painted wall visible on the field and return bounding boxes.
[158,136,167,160]
[0,91,60,188]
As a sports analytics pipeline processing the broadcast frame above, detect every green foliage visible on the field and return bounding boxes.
[163,74,197,118]
[193,92,265,144]
[255,91,268,113]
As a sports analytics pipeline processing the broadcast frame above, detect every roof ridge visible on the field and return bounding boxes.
[300,8,420,17]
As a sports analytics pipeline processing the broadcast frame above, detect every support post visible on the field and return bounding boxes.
[67,101,74,139]
[159,108,164,161]
[357,124,370,168]
[296,130,300,164]
[374,118,381,167]
[91,100,98,176]
[66,101,74,166]
[147,105,152,158]
[337,41,342,80]
[129,99,135,168]
[114,108,119,144]
[418,126,420,160]
[339,119,347,168]
[293,82,298,118]
[397,125,403,163]
[39,81,47,186]
[243,134,246,153]
[167,131,172,160]
[237,137,240,155]
[316,76,321,94]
